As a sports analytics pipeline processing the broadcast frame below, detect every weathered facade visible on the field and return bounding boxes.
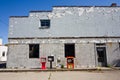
[7,5,120,68]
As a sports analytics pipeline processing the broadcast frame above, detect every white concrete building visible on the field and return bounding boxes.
[7,4,120,69]
[0,39,8,62]
[0,39,2,45]
[0,46,8,61]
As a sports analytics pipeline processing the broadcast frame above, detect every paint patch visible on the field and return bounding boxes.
[66,11,73,15]
[87,7,94,13]
[108,42,112,47]
[78,8,84,16]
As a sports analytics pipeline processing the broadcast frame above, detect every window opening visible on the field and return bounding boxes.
[65,44,75,57]
[29,44,39,58]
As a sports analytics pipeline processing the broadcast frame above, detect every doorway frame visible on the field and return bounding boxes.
[95,43,107,67]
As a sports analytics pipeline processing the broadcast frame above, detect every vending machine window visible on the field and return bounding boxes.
[67,57,74,69]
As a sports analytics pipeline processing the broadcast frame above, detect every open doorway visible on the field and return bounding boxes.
[64,44,75,57]
[96,47,107,67]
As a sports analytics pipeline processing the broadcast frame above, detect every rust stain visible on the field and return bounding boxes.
[108,42,112,47]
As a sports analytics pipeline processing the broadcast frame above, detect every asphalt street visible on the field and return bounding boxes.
[0,70,120,80]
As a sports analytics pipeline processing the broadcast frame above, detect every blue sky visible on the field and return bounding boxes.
[0,0,120,44]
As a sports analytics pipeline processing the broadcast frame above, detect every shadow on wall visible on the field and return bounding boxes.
[112,59,120,67]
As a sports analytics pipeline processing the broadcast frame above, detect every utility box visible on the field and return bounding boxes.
[40,57,46,69]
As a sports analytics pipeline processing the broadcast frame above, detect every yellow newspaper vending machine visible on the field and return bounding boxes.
[66,57,74,69]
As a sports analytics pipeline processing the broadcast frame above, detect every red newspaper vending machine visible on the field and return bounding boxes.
[40,57,46,69]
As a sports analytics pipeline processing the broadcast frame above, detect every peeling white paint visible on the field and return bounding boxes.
[10,40,18,43]
[41,40,45,43]
[79,40,87,43]
[100,40,106,43]
[72,40,76,43]
[60,40,65,43]
[48,13,65,19]
[90,40,100,43]
[107,40,113,42]
[111,40,118,42]
[78,8,84,16]
[48,40,51,42]
[66,11,73,15]
[55,13,62,18]
[96,7,100,10]
[53,7,68,10]
[87,7,94,13]
[106,10,111,13]
[48,12,66,19]
[25,41,31,43]
[30,14,33,17]
[61,13,66,16]
[48,13,54,18]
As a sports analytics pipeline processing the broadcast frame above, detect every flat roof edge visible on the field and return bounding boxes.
[8,36,120,39]
[53,6,120,7]
[10,16,28,18]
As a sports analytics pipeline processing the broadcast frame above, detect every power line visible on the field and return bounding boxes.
[0,18,8,26]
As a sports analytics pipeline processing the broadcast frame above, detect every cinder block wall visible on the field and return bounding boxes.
[40,43,65,68]
[7,39,120,68]
[75,43,95,68]
[106,42,120,66]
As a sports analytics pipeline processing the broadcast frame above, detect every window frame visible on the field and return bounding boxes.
[39,19,50,29]
[2,52,5,57]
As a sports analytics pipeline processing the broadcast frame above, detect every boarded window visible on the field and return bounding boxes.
[29,44,39,58]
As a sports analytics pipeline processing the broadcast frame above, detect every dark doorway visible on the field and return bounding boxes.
[96,47,107,67]
[65,44,75,57]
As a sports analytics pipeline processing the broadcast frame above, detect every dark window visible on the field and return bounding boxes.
[40,19,50,29]
[65,44,75,57]
[29,44,39,58]
[2,52,5,57]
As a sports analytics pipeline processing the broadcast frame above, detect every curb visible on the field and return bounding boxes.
[0,68,116,72]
